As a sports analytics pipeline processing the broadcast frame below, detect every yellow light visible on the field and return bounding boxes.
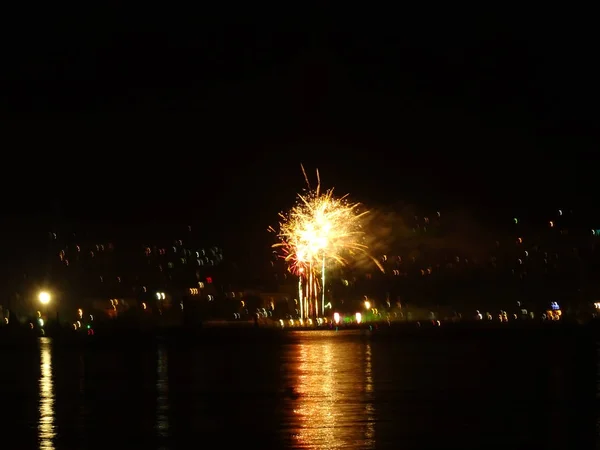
[273,170,382,273]
[364,300,371,310]
[272,166,384,320]
[38,291,51,305]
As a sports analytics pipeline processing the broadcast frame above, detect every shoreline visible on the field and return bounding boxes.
[1,319,596,347]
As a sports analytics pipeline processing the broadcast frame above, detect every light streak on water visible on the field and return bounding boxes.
[38,337,55,450]
[156,343,170,448]
[290,332,376,449]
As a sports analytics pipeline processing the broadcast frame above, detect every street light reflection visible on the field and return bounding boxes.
[156,343,170,447]
[38,337,56,450]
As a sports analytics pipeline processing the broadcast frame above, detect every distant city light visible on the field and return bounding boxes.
[38,291,51,305]
[333,312,340,324]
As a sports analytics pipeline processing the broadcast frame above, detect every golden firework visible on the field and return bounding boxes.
[272,166,383,320]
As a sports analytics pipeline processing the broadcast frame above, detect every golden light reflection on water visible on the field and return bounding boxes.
[156,344,170,443]
[290,331,375,449]
[38,337,55,450]
[365,342,375,442]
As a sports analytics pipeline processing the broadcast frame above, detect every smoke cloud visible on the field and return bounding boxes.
[350,203,496,272]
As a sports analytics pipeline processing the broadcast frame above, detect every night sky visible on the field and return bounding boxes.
[2,13,598,262]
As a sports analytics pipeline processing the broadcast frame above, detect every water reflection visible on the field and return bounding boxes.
[365,342,375,442]
[156,343,170,446]
[289,331,375,449]
[38,337,55,450]
[597,342,600,446]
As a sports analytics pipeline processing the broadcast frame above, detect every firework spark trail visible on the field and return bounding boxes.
[271,166,384,319]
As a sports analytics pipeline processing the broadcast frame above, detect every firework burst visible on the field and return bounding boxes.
[271,166,383,320]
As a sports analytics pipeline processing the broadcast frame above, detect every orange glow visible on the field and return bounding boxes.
[38,291,51,305]
[292,334,375,447]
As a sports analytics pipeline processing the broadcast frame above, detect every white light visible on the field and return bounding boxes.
[355,312,362,324]
[333,312,340,324]
[38,291,51,304]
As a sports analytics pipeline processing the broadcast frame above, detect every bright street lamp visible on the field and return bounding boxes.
[38,291,51,305]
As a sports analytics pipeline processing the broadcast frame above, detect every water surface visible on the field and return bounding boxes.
[0,330,594,449]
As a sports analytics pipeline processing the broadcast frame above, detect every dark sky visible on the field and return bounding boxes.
[2,13,598,243]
